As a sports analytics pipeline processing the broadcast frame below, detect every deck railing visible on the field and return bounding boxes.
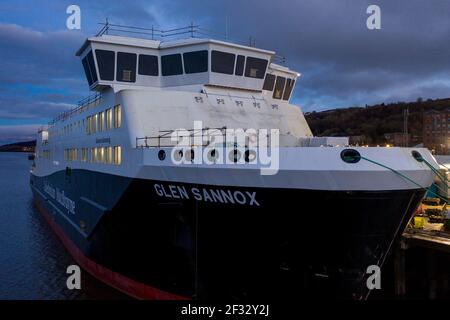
[136,127,227,148]
[95,20,284,57]
[97,21,201,41]
[49,92,101,126]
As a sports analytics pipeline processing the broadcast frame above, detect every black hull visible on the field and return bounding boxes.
[30,169,424,300]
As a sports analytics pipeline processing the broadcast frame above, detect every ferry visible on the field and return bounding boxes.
[30,24,438,300]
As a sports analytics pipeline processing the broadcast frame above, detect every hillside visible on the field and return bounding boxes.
[0,140,36,152]
[304,98,450,144]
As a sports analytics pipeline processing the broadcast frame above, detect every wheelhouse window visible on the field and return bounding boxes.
[183,50,208,74]
[273,76,286,99]
[86,52,98,83]
[235,55,245,76]
[138,54,158,76]
[263,74,276,91]
[245,57,268,79]
[95,50,115,81]
[82,51,97,86]
[283,78,295,100]
[117,52,137,82]
[161,54,183,76]
[82,54,91,86]
[211,50,235,75]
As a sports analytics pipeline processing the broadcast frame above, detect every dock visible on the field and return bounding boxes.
[394,228,450,298]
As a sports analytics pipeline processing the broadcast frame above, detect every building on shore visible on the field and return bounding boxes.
[348,135,367,146]
[423,109,450,155]
[384,132,410,147]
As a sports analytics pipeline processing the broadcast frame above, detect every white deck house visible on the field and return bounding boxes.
[76,35,299,99]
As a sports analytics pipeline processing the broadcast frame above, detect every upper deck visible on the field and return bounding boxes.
[75,23,299,98]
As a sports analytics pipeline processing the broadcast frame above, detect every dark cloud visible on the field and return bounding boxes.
[0,124,41,144]
[145,0,450,110]
[0,23,85,85]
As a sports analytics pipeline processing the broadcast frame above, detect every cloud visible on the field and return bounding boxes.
[0,23,87,132]
[0,23,86,84]
[0,124,41,144]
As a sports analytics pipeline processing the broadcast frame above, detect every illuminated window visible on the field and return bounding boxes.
[114,146,121,165]
[114,105,121,128]
[91,147,97,163]
[106,108,113,130]
[98,112,105,131]
[106,146,113,164]
[273,76,286,100]
[81,148,88,162]
[91,114,97,133]
[98,147,105,163]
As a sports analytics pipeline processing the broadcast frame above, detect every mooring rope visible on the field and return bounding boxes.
[360,156,449,204]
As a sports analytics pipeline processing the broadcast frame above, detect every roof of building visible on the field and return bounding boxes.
[423,108,450,114]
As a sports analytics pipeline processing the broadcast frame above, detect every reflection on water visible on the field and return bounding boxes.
[0,152,127,299]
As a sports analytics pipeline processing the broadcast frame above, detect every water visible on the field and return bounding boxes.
[0,152,127,299]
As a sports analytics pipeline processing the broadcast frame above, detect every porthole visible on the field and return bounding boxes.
[245,150,257,163]
[411,150,424,162]
[185,149,195,162]
[207,149,218,162]
[158,150,166,161]
[229,149,241,163]
[340,149,361,164]
[173,149,183,162]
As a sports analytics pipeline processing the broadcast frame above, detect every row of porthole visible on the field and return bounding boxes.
[340,149,424,164]
[158,148,425,165]
[158,149,257,163]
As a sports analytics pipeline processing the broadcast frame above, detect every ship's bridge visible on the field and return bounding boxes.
[76,31,299,102]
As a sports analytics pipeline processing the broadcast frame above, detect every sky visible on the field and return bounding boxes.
[0,0,449,144]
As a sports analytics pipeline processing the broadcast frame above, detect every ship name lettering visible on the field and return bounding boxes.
[154,184,260,206]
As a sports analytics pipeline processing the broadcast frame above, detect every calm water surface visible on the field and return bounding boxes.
[0,152,127,299]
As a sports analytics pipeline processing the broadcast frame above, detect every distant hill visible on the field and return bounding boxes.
[304,97,450,144]
[0,140,36,152]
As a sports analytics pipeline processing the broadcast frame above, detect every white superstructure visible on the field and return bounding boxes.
[33,29,438,192]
